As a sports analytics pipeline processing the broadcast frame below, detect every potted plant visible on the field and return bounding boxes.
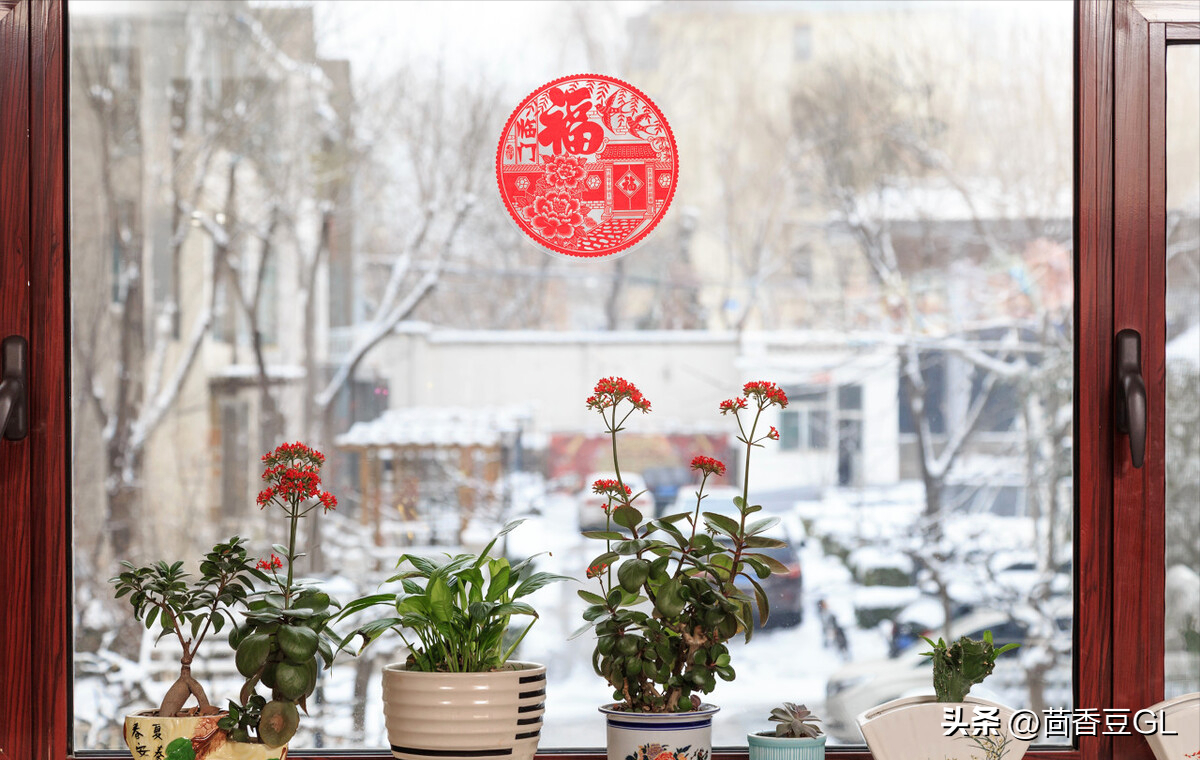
[857,630,1026,760]
[111,537,273,760]
[746,703,826,760]
[222,442,344,751]
[1142,692,1199,760]
[338,519,568,760]
[574,377,790,760]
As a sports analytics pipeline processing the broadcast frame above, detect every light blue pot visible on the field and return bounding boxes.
[746,732,827,760]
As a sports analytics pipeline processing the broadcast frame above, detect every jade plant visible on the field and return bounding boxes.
[919,630,1020,702]
[337,519,568,672]
[764,702,823,738]
[110,537,261,717]
[223,442,343,747]
[574,377,790,713]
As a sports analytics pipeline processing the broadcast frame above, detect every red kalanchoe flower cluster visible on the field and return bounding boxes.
[743,381,789,408]
[586,563,609,579]
[261,441,325,467]
[257,441,337,512]
[256,554,283,571]
[767,426,780,441]
[690,455,726,477]
[586,376,652,413]
[718,397,749,415]
[592,478,633,497]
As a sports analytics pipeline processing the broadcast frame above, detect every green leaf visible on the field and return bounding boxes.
[475,519,527,564]
[335,593,396,621]
[745,516,780,535]
[742,535,786,549]
[577,589,606,605]
[582,530,627,540]
[611,504,643,530]
[513,571,569,598]
[427,577,453,624]
[486,562,511,602]
[613,539,656,555]
[746,552,790,575]
[702,512,741,537]
[568,622,595,641]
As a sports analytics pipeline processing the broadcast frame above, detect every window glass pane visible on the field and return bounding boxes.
[1165,43,1200,698]
[69,0,1075,749]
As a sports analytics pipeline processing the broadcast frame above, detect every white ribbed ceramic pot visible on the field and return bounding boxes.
[746,732,826,760]
[600,703,719,760]
[123,712,287,760]
[856,695,1029,760]
[382,661,546,760]
[1143,692,1199,760]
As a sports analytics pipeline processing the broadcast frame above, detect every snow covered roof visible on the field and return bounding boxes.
[336,406,531,449]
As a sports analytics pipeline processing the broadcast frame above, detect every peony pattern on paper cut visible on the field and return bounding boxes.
[522,192,585,240]
[496,74,678,259]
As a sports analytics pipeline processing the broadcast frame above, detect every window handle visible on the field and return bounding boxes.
[0,336,27,442]
[1114,329,1146,468]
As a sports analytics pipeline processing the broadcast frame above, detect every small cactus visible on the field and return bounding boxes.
[920,630,1020,703]
[768,702,823,739]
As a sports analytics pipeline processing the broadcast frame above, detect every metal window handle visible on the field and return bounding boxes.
[1114,328,1146,468]
[0,336,27,442]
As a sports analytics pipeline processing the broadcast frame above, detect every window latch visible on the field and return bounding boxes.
[1114,328,1145,468]
[0,336,27,441]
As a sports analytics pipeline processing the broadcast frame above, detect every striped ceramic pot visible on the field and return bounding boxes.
[382,661,546,760]
[746,732,826,760]
[599,704,719,760]
[123,712,286,760]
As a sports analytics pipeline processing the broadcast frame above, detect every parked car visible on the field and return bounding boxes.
[684,486,805,629]
[642,465,695,517]
[823,605,1070,742]
[577,471,648,531]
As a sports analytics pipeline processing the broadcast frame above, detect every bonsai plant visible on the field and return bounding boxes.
[337,519,568,760]
[110,537,265,759]
[857,630,1025,760]
[222,442,344,750]
[746,703,826,760]
[573,377,790,760]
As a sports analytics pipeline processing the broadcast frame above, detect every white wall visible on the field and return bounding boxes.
[368,326,901,491]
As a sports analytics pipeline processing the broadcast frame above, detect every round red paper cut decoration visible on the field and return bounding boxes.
[496,74,679,259]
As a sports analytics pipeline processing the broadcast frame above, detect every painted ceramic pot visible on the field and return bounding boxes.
[1142,692,1199,760]
[123,712,286,760]
[746,732,826,760]
[599,703,719,760]
[856,695,1030,760]
[382,660,546,760]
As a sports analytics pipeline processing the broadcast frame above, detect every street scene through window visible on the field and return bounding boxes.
[66,0,1198,751]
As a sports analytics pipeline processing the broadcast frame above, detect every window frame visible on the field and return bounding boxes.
[0,1,1190,758]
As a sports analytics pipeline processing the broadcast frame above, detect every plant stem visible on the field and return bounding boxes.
[285,500,299,603]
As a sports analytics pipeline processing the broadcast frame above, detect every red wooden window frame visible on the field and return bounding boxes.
[0,1,1194,758]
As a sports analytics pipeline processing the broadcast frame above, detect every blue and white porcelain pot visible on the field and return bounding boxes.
[599,703,719,760]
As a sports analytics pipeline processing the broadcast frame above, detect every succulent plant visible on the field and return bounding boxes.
[920,630,1020,703]
[768,702,823,738]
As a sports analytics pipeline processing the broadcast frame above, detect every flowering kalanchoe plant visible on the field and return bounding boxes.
[574,377,790,713]
[109,537,261,718]
[222,442,343,747]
